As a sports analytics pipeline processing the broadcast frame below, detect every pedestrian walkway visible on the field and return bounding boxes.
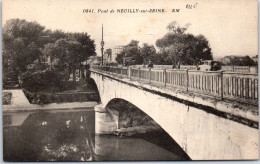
[3,89,98,112]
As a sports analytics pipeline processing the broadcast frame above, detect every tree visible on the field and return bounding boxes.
[43,43,59,69]
[66,33,96,79]
[41,32,96,81]
[3,18,97,86]
[115,53,124,64]
[3,19,45,78]
[47,39,86,81]
[66,32,96,59]
[140,43,156,64]
[240,56,255,66]
[38,29,67,47]
[116,40,143,65]
[66,40,85,81]
[229,56,255,66]
[156,21,212,67]
[150,52,173,65]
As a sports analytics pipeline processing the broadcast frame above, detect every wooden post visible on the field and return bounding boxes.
[245,78,249,99]
[164,68,167,87]
[138,67,140,81]
[149,68,151,83]
[116,66,118,77]
[121,67,123,78]
[186,69,189,92]
[220,71,224,100]
[252,79,255,100]
[129,66,131,79]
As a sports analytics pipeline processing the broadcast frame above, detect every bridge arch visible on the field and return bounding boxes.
[105,98,160,128]
[104,98,191,160]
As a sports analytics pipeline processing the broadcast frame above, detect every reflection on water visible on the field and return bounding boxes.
[3,109,94,162]
[94,135,181,161]
[3,109,187,161]
[3,112,33,127]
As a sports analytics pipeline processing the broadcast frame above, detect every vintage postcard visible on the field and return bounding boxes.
[2,0,258,161]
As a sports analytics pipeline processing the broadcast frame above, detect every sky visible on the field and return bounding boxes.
[2,0,258,59]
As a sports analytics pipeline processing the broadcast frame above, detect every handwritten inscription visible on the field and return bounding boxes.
[186,3,198,9]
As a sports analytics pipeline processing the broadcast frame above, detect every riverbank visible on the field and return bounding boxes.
[3,89,98,112]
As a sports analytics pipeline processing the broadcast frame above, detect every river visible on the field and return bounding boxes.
[3,108,190,161]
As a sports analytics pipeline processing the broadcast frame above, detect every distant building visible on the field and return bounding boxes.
[220,56,237,65]
[252,55,258,63]
[220,55,255,66]
[111,45,124,63]
[104,48,112,64]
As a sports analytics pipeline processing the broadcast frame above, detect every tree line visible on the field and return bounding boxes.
[116,21,213,67]
[3,19,96,85]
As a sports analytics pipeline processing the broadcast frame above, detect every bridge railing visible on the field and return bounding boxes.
[90,65,258,105]
[139,68,150,82]
[187,70,222,97]
[221,65,258,73]
[166,69,188,89]
[222,72,258,103]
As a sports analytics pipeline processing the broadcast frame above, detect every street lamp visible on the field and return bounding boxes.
[100,24,104,65]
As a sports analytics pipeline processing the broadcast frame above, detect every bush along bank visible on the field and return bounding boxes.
[19,69,100,105]
[3,92,12,105]
[23,90,100,105]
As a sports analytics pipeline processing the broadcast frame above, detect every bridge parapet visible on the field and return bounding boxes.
[91,65,258,105]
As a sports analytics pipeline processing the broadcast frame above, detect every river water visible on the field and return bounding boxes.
[3,108,189,161]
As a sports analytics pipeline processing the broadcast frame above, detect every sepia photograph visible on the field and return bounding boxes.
[2,0,259,161]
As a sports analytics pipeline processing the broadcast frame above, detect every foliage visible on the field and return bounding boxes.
[43,43,59,67]
[3,19,45,75]
[42,34,96,81]
[115,53,124,64]
[115,21,212,67]
[230,56,256,66]
[116,40,143,65]
[3,92,12,105]
[156,21,212,66]
[20,70,64,92]
[140,43,156,64]
[23,80,100,105]
[3,18,97,89]
[150,52,173,65]
[66,32,96,58]
[24,90,100,105]
[37,30,67,48]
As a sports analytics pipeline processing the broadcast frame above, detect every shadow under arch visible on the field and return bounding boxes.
[85,77,101,103]
[105,98,191,160]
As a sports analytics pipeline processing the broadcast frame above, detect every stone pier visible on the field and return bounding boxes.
[94,104,118,135]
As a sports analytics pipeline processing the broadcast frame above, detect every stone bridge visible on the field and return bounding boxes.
[90,68,259,160]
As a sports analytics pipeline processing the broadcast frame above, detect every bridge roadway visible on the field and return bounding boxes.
[90,67,259,160]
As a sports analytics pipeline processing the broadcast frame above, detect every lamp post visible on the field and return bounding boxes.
[101,24,104,65]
